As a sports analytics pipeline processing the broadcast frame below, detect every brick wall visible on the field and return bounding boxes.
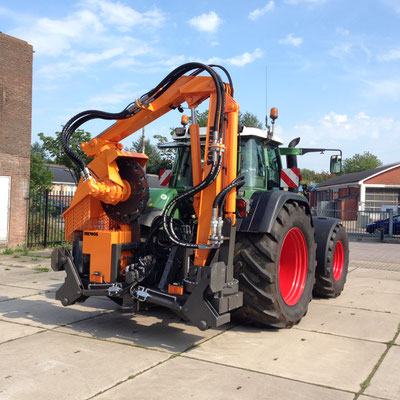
[0,33,33,248]
[364,166,400,185]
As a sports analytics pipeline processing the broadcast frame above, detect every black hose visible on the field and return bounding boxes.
[213,176,246,218]
[60,62,229,250]
[208,64,234,97]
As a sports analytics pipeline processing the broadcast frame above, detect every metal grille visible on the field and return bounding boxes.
[27,190,73,247]
[64,196,118,242]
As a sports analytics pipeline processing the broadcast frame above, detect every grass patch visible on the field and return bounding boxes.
[1,245,29,255]
[31,257,39,261]
[13,255,21,258]
[355,323,400,398]
[34,266,50,273]
[1,247,14,255]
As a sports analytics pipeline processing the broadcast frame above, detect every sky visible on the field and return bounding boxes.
[1,0,400,171]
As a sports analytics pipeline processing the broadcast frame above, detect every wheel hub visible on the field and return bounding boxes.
[279,227,308,306]
[333,240,344,281]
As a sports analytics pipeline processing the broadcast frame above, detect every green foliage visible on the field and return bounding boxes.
[300,169,334,184]
[1,247,13,255]
[129,138,163,174]
[154,135,174,170]
[192,109,263,129]
[30,144,54,191]
[34,266,50,273]
[342,152,382,175]
[31,142,52,162]
[239,111,263,129]
[196,110,209,127]
[38,129,92,183]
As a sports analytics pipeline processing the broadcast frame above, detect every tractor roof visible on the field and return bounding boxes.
[165,126,284,147]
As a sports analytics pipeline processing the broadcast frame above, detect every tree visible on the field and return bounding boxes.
[300,168,334,184]
[239,111,263,129]
[342,152,382,175]
[154,135,174,170]
[30,144,53,192]
[39,129,92,183]
[31,141,52,162]
[129,138,163,174]
[192,109,263,129]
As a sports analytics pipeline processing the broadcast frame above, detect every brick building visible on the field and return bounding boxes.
[311,162,400,220]
[0,33,33,248]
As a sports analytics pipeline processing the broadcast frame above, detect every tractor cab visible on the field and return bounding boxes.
[160,124,285,192]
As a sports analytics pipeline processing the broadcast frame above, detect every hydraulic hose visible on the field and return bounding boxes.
[60,62,229,250]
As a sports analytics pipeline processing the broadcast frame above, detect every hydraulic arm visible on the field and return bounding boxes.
[55,63,244,330]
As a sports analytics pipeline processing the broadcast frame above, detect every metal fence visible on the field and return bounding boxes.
[27,190,73,247]
[315,208,399,238]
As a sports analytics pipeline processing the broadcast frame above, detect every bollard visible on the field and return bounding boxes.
[379,227,385,242]
[388,209,393,238]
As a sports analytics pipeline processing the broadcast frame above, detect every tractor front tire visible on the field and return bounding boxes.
[233,201,317,328]
[313,224,349,298]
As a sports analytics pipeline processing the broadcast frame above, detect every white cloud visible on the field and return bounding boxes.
[378,48,400,62]
[82,0,165,31]
[336,27,349,36]
[363,79,400,101]
[279,33,303,47]
[87,82,140,108]
[248,1,275,21]
[207,48,263,67]
[9,1,164,57]
[328,39,371,62]
[11,10,104,56]
[289,111,400,143]
[279,111,400,170]
[381,0,400,15]
[188,11,221,33]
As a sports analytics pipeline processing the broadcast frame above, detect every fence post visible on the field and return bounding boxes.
[44,189,49,247]
[388,209,393,238]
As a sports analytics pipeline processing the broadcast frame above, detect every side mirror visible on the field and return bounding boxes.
[330,155,342,174]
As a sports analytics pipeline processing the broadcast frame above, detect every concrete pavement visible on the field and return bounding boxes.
[0,242,399,400]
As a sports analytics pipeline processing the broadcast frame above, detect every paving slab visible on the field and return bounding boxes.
[344,277,400,295]
[0,254,51,269]
[0,265,63,291]
[0,331,169,400]
[350,268,400,281]
[349,260,400,272]
[349,242,400,264]
[296,302,399,342]
[316,278,400,314]
[185,325,385,392]
[359,396,389,400]
[56,307,226,354]
[365,345,400,400]
[95,356,355,400]
[0,284,43,302]
[0,320,44,344]
[396,333,400,345]
[0,292,117,328]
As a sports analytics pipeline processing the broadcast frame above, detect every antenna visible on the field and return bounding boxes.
[265,65,268,128]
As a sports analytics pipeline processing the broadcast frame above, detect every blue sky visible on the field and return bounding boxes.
[1,0,400,171]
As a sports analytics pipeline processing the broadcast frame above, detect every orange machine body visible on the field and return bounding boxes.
[65,74,239,272]
[82,226,131,283]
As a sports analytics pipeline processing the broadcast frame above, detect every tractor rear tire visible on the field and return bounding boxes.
[313,224,349,298]
[233,201,317,328]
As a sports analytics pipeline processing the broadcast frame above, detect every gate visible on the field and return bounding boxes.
[27,190,73,247]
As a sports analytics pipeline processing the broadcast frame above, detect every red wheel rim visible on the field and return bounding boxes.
[279,227,308,306]
[333,240,344,281]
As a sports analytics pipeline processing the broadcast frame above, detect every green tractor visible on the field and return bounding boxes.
[140,109,349,328]
[53,63,348,330]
